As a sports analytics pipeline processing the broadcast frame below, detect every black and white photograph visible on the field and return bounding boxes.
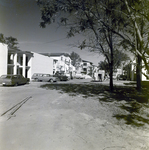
[0,0,149,150]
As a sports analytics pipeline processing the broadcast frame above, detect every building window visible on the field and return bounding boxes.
[83,63,87,66]
[25,69,28,78]
[8,54,13,64]
[83,68,87,72]
[7,66,13,74]
[26,57,28,66]
[17,56,23,66]
[20,56,23,66]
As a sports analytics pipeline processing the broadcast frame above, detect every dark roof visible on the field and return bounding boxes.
[8,48,21,52]
[40,53,49,56]
[82,60,93,64]
[40,53,70,57]
[8,48,33,56]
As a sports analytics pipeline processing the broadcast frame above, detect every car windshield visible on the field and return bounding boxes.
[0,75,12,79]
[12,75,18,79]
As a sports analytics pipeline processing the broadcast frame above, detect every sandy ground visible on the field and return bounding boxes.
[0,81,148,150]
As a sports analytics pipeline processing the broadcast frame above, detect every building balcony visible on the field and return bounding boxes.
[7,64,14,67]
[82,65,87,68]
[26,66,31,69]
[8,59,14,65]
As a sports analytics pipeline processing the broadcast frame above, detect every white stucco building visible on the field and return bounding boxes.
[93,65,105,81]
[50,53,71,74]
[41,53,75,75]
[80,60,93,75]
[0,43,8,76]
[31,52,53,76]
[0,43,53,79]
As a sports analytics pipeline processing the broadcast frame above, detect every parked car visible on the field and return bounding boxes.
[53,72,68,81]
[65,73,71,80]
[31,73,57,82]
[117,74,127,80]
[0,74,30,86]
[74,73,85,79]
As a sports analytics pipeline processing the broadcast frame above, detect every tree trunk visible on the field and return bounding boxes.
[109,29,114,92]
[109,62,114,92]
[136,54,142,92]
[125,0,144,92]
[109,42,114,92]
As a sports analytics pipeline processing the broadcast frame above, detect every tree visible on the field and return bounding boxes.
[5,36,19,49]
[0,33,6,43]
[98,50,130,74]
[98,60,109,74]
[110,0,149,91]
[124,0,149,91]
[36,0,124,91]
[70,51,82,70]
[0,33,19,49]
[113,50,130,69]
[123,63,131,80]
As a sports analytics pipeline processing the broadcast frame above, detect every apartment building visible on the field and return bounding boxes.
[81,60,93,75]
[0,43,33,78]
[0,43,53,79]
[41,53,75,75]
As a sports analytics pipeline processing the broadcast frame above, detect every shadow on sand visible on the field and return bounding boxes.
[41,83,149,127]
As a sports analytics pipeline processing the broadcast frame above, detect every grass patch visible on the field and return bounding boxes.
[40,83,149,127]
[124,81,149,88]
[41,83,149,103]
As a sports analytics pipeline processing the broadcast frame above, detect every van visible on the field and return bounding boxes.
[31,73,57,82]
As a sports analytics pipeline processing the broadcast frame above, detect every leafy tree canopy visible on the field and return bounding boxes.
[119,0,149,91]
[36,0,125,91]
[98,50,130,74]
[98,60,110,74]
[36,0,148,91]
[70,51,82,70]
[0,33,19,49]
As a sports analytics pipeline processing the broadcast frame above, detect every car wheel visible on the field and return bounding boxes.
[34,78,39,82]
[50,79,53,83]
[14,82,18,86]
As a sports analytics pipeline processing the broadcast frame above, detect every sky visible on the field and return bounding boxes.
[0,0,104,65]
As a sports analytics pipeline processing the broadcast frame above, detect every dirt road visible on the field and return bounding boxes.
[0,81,148,150]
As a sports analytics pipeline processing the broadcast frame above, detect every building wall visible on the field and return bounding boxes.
[31,52,53,78]
[0,43,8,76]
[0,46,54,79]
[6,50,33,78]
[142,65,149,81]
[81,61,93,75]
[50,55,72,74]
[142,68,146,81]
[94,69,105,81]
